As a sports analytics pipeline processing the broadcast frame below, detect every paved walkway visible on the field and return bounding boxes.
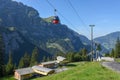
[54,67,68,73]
[101,62,120,73]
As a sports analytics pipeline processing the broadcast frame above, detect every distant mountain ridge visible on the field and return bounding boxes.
[94,31,120,51]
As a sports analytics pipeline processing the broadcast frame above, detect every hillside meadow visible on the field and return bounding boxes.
[1,62,120,80]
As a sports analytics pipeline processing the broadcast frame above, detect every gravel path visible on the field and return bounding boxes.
[101,62,120,73]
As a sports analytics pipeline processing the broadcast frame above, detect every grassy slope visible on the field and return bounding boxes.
[1,62,120,80]
[115,58,120,63]
[0,76,14,80]
[31,62,120,80]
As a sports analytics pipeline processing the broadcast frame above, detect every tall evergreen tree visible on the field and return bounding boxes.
[96,44,102,51]
[46,57,50,61]
[81,48,87,56]
[30,47,39,66]
[18,52,30,68]
[42,56,47,62]
[114,37,120,58]
[81,48,88,61]
[6,52,14,75]
[110,49,115,58]
[96,43,102,59]
[0,34,5,77]
[18,57,24,68]
[66,52,74,62]
[74,53,81,61]
[23,52,30,67]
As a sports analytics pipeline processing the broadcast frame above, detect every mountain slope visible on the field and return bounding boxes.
[0,0,91,63]
[1,27,51,64]
[94,31,120,51]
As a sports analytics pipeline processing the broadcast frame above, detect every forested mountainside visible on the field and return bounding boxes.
[0,0,91,63]
[94,31,120,51]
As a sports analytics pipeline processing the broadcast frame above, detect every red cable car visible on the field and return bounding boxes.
[52,9,60,24]
[52,16,60,24]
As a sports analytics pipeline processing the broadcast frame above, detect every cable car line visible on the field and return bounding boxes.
[52,9,60,24]
[58,11,84,34]
[67,0,86,26]
[46,0,83,34]
[46,0,56,10]
[46,0,60,24]
[46,0,73,25]
[67,0,90,34]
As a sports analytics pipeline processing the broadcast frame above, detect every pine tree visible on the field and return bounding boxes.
[81,48,88,61]
[114,37,120,58]
[96,43,102,59]
[18,57,24,68]
[46,57,50,61]
[66,52,74,62]
[74,53,81,61]
[96,44,102,51]
[18,52,30,68]
[0,34,5,77]
[6,51,14,75]
[110,49,115,58]
[23,52,30,67]
[81,48,87,56]
[30,47,39,66]
[42,56,47,62]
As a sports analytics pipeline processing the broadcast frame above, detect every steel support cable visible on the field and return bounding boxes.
[58,11,83,34]
[46,0,56,9]
[67,0,91,35]
[46,0,83,34]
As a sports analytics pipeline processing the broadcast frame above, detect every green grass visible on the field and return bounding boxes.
[1,62,120,80]
[115,58,120,63]
[0,76,14,80]
[31,62,120,80]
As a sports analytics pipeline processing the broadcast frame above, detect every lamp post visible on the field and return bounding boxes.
[89,25,95,61]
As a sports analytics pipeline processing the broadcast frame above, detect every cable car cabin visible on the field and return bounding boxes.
[52,16,60,24]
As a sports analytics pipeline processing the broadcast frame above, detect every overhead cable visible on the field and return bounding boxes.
[46,0,83,34]
[67,0,90,34]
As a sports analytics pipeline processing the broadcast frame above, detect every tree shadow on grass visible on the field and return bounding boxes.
[66,63,77,67]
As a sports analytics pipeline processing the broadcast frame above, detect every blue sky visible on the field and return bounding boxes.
[13,0,120,39]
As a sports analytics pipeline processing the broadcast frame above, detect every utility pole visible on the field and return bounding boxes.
[89,25,95,61]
